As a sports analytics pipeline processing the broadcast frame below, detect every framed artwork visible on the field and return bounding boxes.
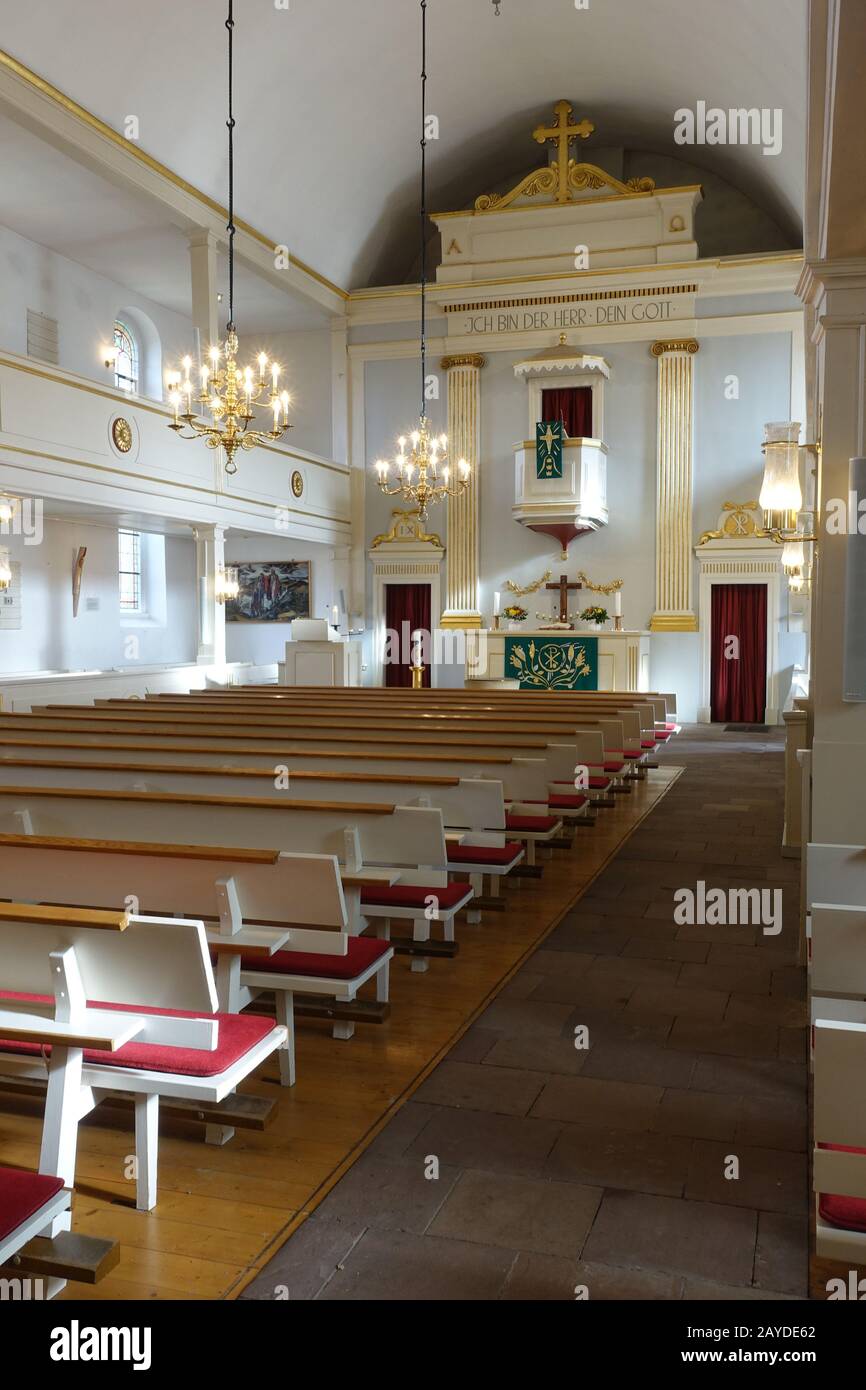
[225,560,311,622]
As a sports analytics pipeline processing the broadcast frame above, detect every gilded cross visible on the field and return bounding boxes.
[532,100,595,204]
[545,572,582,624]
[539,423,557,452]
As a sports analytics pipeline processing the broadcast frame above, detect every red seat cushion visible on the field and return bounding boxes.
[0,993,276,1078]
[505,812,559,832]
[548,793,588,810]
[0,1168,65,1243]
[622,750,643,760]
[448,841,523,867]
[655,730,672,741]
[360,883,472,913]
[817,1144,866,1233]
[604,761,626,773]
[640,739,657,748]
[664,723,677,731]
[241,936,391,981]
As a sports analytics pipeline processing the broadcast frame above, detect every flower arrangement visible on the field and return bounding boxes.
[502,604,528,623]
[580,605,609,627]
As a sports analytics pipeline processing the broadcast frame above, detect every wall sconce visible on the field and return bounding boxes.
[759,425,820,597]
[0,495,15,526]
[102,344,118,371]
[0,549,11,591]
[215,565,239,604]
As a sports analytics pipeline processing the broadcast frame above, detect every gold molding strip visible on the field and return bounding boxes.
[0,49,348,303]
[434,184,705,220]
[444,285,699,315]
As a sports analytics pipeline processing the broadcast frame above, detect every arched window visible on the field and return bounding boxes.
[113,322,138,394]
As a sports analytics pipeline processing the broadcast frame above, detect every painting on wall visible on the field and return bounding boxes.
[224,561,311,623]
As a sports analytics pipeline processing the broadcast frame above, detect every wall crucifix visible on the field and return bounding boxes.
[545,572,582,625]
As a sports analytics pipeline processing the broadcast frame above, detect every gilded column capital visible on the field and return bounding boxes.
[440,354,486,371]
[650,339,700,357]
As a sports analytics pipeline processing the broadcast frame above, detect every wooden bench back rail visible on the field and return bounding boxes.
[0,842,350,957]
[97,695,667,730]
[0,761,508,833]
[0,717,636,761]
[0,709,642,754]
[30,700,659,735]
[134,689,678,718]
[0,788,450,880]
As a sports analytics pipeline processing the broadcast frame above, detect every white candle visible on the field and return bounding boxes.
[614,590,622,617]
[493,591,501,616]
[332,604,339,624]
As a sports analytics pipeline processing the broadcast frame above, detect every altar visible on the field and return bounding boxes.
[466,627,650,692]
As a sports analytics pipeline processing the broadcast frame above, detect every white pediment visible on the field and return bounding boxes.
[433,100,703,285]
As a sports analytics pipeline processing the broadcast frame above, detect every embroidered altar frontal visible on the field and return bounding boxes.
[505,635,599,691]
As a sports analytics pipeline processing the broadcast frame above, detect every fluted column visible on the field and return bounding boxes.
[649,339,699,632]
[440,354,485,629]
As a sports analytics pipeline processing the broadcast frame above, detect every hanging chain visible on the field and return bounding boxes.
[226,0,236,332]
[419,0,427,422]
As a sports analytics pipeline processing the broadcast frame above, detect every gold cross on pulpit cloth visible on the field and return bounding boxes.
[539,423,558,452]
[546,572,583,624]
[533,99,595,204]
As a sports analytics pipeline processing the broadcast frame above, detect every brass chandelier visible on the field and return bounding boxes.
[166,0,291,474]
[373,0,470,522]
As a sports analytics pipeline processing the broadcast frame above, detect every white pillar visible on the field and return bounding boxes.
[193,524,227,668]
[189,229,220,349]
[440,353,485,629]
[649,338,699,632]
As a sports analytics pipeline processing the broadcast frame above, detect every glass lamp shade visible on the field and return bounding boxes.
[760,422,802,521]
[0,497,13,526]
[781,539,805,574]
[216,566,240,603]
[0,549,11,590]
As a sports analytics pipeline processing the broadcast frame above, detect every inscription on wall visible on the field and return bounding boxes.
[453,296,686,337]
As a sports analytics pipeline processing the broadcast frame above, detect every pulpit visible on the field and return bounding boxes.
[280,619,362,688]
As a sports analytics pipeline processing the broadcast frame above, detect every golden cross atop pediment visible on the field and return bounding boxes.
[533,100,595,204]
[474,99,656,213]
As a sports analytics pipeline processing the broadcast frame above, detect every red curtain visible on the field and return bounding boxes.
[384,583,432,688]
[541,386,593,437]
[710,584,767,722]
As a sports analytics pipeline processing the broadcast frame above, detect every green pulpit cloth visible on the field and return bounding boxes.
[536,420,563,478]
[504,634,599,691]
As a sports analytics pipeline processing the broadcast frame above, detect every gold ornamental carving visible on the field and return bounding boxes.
[371,507,443,550]
[290,469,304,498]
[698,501,772,545]
[650,339,700,357]
[111,417,133,453]
[473,100,656,213]
[440,354,486,371]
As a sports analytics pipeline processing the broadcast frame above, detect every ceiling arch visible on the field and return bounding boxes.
[0,0,806,290]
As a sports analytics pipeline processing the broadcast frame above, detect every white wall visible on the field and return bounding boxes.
[0,518,196,674]
[237,328,333,459]
[224,535,349,667]
[0,221,192,399]
[358,328,802,718]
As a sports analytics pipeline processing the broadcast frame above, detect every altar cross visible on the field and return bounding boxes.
[532,100,595,203]
[546,572,582,624]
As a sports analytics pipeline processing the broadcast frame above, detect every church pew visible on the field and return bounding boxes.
[0,902,287,1213]
[0,751,581,869]
[0,711,639,789]
[0,785,515,957]
[5,702,647,763]
[0,903,124,1295]
[0,838,395,1071]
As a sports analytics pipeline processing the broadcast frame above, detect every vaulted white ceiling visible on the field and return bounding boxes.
[1,0,806,292]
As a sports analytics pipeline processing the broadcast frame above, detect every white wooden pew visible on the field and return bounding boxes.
[0,837,397,1066]
[0,903,286,1213]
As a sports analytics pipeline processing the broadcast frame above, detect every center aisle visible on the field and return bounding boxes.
[243,725,807,1301]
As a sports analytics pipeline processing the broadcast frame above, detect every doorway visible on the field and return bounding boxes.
[710,583,768,723]
[384,583,432,687]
